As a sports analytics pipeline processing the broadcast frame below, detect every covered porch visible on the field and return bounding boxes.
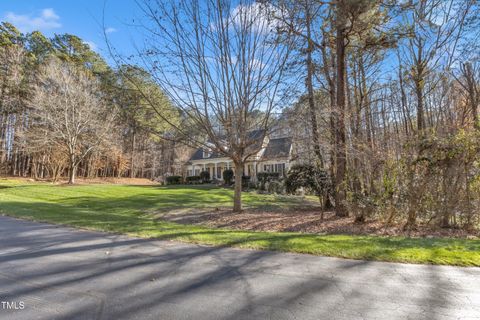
[187,159,259,181]
[188,159,232,180]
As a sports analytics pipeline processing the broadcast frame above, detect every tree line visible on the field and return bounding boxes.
[278,0,480,229]
[0,23,181,183]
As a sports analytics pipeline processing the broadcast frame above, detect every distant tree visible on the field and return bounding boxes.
[399,0,474,132]
[115,65,179,178]
[30,58,115,184]
[25,31,53,63]
[0,22,23,46]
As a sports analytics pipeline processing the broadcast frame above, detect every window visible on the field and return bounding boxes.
[263,163,285,175]
[275,163,286,176]
[203,149,211,158]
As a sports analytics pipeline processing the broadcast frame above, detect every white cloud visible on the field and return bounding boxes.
[84,41,97,51]
[105,27,117,34]
[229,3,283,34]
[4,8,61,33]
[41,8,59,20]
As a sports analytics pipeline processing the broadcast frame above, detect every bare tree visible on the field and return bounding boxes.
[400,0,474,132]
[457,62,480,129]
[30,58,115,184]
[134,0,293,211]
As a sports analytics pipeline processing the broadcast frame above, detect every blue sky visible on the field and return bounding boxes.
[0,0,141,61]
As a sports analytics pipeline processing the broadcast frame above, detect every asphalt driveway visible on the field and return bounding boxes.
[0,215,479,320]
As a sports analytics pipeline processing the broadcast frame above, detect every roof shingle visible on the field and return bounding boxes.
[261,137,292,160]
[189,131,291,162]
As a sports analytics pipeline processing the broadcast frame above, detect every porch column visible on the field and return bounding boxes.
[192,164,195,176]
[203,164,206,172]
[214,163,218,179]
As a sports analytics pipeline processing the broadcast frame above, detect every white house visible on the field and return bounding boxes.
[186,132,293,182]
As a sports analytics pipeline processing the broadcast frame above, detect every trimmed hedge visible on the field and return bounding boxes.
[242,175,251,186]
[223,169,234,185]
[185,176,202,184]
[199,171,210,183]
[166,175,182,185]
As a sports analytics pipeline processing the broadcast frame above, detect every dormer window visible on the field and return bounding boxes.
[203,148,211,158]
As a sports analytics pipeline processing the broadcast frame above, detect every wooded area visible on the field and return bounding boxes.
[276,0,480,229]
[1,0,480,230]
[0,24,182,183]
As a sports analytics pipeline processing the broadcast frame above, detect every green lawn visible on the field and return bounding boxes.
[0,179,479,266]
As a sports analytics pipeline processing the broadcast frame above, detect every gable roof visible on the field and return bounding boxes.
[261,137,292,160]
[189,148,225,161]
[189,130,266,161]
[188,131,291,162]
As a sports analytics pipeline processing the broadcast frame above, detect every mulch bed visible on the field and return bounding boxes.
[162,208,479,239]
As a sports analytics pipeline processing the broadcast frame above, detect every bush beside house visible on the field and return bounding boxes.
[166,176,182,185]
[185,176,202,184]
[223,169,234,185]
[199,171,211,183]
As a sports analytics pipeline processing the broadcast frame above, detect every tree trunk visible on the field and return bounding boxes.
[68,154,76,184]
[415,79,425,132]
[130,130,136,178]
[334,8,348,217]
[233,162,244,213]
[397,52,411,136]
[462,62,479,130]
[68,165,77,184]
[305,3,323,167]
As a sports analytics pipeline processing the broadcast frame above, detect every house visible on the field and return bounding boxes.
[185,132,293,182]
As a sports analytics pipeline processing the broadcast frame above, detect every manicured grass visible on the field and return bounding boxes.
[0,179,479,266]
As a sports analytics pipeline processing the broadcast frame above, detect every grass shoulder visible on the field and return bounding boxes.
[0,179,478,267]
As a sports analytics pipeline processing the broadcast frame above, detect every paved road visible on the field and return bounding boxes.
[0,216,479,320]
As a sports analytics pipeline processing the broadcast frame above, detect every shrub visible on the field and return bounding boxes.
[166,175,182,185]
[185,176,202,184]
[390,131,480,229]
[246,181,257,189]
[285,164,330,194]
[346,192,377,223]
[242,175,251,188]
[199,171,210,183]
[257,172,280,191]
[257,172,280,184]
[266,180,285,194]
[285,164,332,208]
[223,169,234,185]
